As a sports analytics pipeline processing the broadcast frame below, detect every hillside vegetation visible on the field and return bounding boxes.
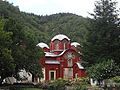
[0,0,90,44]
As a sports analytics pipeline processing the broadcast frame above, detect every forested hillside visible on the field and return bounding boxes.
[0,0,90,45]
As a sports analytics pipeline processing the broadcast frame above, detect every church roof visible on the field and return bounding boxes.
[76,62,84,69]
[45,52,57,57]
[71,42,81,47]
[45,49,79,57]
[51,34,70,41]
[36,42,49,49]
[45,60,60,64]
[45,50,66,57]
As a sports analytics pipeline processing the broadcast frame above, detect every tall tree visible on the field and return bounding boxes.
[87,59,120,81]
[0,19,15,83]
[84,0,120,65]
[4,18,44,79]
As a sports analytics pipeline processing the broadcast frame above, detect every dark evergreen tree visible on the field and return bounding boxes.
[4,18,44,79]
[84,0,120,65]
[0,19,15,84]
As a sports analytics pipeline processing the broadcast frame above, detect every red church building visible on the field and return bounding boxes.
[37,34,86,81]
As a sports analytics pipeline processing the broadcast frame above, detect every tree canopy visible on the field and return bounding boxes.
[84,0,120,80]
[87,59,120,81]
[0,19,15,82]
[84,0,120,65]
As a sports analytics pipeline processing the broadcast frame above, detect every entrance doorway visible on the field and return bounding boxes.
[49,70,56,80]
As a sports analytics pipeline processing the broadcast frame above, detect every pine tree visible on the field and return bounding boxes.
[84,0,120,65]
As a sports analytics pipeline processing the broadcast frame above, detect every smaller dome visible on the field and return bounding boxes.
[36,42,49,49]
[51,34,70,41]
[71,42,81,47]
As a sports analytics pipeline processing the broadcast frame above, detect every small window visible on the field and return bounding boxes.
[50,72,54,80]
[54,40,59,50]
[64,42,67,50]
[68,59,72,67]
[62,39,68,50]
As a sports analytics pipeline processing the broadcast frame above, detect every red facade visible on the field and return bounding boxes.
[38,34,86,81]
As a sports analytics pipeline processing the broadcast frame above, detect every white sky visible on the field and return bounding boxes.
[7,0,120,17]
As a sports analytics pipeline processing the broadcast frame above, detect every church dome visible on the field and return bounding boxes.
[51,34,70,41]
[71,42,81,47]
[36,42,49,49]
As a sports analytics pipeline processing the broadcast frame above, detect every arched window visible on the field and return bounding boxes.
[54,40,59,50]
[68,59,72,67]
[62,39,68,50]
[66,52,73,67]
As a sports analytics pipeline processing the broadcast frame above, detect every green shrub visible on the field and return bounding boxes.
[74,85,87,90]
[72,77,89,90]
[73,77,89,85]
[110,76,120,83]
[48,78,67,90]
[42,77,90,90]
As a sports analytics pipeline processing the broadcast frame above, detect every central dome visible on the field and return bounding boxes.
[51,34,70,41]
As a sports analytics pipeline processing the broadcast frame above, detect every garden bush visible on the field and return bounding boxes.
[48,78,67,90]
[110,76,120,83]
[72,77,89,90]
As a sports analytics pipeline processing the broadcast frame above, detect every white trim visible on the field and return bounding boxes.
[45,60,60,64]
[71,42,81,47]
[41,68,45,81]
[43,68,45,81]
[49,70,56,80]
[45,50,66,57]
[36,42,49,49]
[51,34,70,41]
[75,73,78,78]
[76,62,84,69]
